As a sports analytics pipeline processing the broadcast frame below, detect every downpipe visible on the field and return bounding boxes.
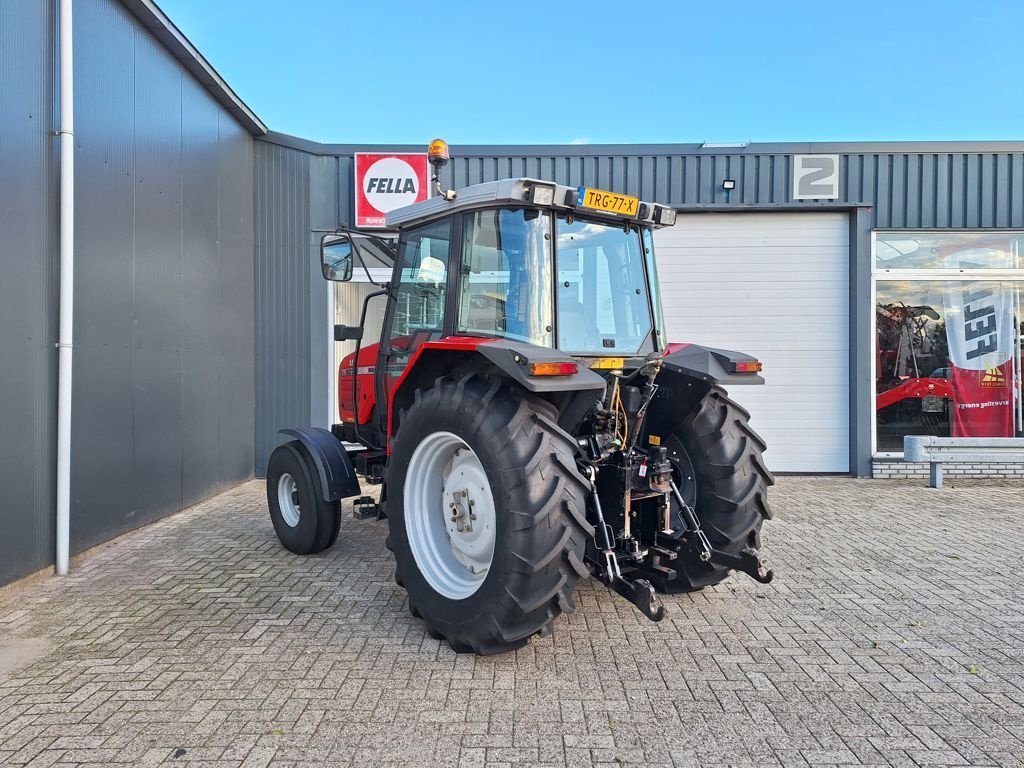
[55,0,75,575]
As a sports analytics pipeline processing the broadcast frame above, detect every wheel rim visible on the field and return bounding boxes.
[277,473,301,528]
[404,431,497,600]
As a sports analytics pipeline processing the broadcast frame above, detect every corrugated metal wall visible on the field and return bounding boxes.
[0,0,256,584]
[252,135,1023,472]
[448,152,1024,228]
[0,0,59,585]
[255,141,313,474]
[264,135,1024,230]
[69,0,255,555]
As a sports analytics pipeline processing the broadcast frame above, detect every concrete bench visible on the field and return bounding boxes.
[903,436,1024,488]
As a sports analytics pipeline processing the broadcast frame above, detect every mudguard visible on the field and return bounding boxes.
[386,337,607,439]
[280,427,361,501]
[475,339,607,395]
[662,343,765,386]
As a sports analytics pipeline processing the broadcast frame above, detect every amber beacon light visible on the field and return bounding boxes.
[428,138,450,167]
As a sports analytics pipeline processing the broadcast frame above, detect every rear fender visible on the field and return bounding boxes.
[388,338,607,439]
[280,427,361,501]
[662,343,765,386]
[645,344,764,437]
[477,340,607,433]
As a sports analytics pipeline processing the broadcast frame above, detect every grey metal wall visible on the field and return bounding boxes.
[69,0,255,555]
[256,145,367,473]
[0,0,59,585]
[255,141,313,475]
[0,0,256,584]
[266,133,1024,230]
[253,133,1024,480]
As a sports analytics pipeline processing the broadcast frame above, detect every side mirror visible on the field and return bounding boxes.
[334,324,363,342]
[321,233,355,281]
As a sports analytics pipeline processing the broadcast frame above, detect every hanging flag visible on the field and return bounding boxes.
[942,277,1015,437]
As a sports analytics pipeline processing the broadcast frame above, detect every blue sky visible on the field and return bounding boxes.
[158,0,1024,145]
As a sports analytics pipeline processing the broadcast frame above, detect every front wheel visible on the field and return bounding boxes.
[266,441,341,555]
[388,374,593,655]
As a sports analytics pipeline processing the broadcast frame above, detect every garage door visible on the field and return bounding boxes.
[653,212,849,472]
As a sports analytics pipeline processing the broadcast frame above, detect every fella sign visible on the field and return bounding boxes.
[354,153,429,228]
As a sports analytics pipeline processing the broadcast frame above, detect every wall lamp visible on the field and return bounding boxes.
[722,179,736,191]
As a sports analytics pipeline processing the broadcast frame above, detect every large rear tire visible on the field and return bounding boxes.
[655,386,773,593]
[388,374,593,655]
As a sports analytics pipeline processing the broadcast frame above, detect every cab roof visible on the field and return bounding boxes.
[384,178,676,231]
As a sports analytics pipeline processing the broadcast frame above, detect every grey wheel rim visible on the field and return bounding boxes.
[404,431,497,600]
[277,473,301,528]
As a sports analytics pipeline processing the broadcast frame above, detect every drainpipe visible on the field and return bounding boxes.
[56,0,74,576]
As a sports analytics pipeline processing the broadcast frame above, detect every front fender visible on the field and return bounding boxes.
[280,427,361,501]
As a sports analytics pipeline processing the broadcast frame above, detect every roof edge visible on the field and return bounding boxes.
[259,131,1024,157]
[119,0,267,135]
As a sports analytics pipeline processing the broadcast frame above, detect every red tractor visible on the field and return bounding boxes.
[266,141,773,655]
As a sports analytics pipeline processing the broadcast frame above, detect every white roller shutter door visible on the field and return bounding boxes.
[653,212,850,472]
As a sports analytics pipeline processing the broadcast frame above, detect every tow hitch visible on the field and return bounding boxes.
[586,467,665,622]
[707,547,773,584]
[670,480,774,585]
[609,574,665,621]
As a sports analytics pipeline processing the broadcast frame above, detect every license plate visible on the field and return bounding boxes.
[576,187,639,217]
[921,395,945,413]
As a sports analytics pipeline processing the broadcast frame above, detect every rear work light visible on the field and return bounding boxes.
[653,205,677,227]
[529,361,578,377]
[526,183,556,206]
[732,360,763,374]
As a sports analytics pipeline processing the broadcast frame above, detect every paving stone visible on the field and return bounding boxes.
[0,478,1022,766]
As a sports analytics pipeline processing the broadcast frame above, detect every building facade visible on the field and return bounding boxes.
[254,133,1024,478]
[3,0,1022,587]
[1,0,263,585]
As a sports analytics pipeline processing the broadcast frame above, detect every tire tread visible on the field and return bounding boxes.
[658,386,773,593]
[390,374,591,655]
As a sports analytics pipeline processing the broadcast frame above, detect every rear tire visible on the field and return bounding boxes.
[655,386,773,593]
[388,374,593,655]
[266,441,342,555]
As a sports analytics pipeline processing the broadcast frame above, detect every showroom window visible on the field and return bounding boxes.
[873,232,1024,454]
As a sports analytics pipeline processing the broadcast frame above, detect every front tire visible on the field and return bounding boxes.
[266,441,341,555]
[388,375,593,655]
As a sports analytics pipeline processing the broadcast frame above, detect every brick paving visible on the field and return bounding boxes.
[1,477,1023,767]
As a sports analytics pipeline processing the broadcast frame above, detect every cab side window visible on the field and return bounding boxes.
[390,219,451,341]
[458,208,553,347]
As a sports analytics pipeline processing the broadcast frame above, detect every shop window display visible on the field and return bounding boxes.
[874,233,1024,453]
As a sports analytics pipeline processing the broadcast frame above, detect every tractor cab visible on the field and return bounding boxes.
[386,178,672,357]
[325,175,688,450]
